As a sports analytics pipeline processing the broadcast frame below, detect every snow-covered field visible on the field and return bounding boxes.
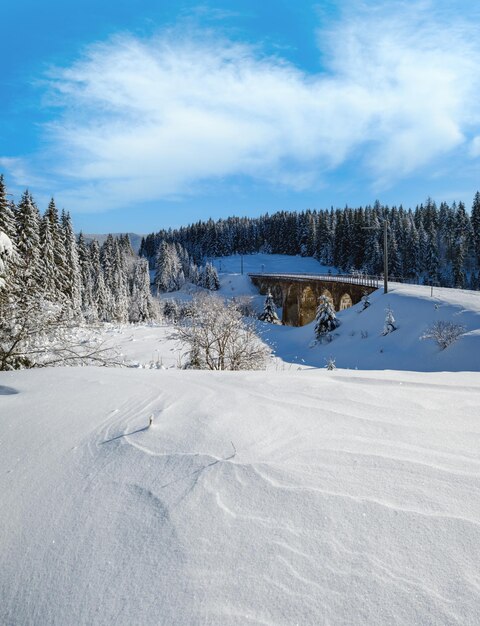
[2,253,480,625]
[1,367,480,625]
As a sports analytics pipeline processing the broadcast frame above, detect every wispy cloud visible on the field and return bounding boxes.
[3,1,480,212]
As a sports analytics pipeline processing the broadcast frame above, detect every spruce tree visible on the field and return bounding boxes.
[425,227,439,285]
[39,211,59,301]
[111,238,129,323]
[78,233,97,321]
[0,175,16,240]
[129,258,154,322]
[0,231,14,291]
[15,190,42,290]
[452,202,469,288]
[61,211,82,317]
[154,240,172,294]
[404,222,420,280]
[90,240,110,321]
[471,191,480,266]
[259,291,280,324]
[314,295,339,340]
[201,262,220,291]
[44,198,68,293]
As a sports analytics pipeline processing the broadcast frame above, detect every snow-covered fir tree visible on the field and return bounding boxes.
[77,233,97,322]
[383,307,396,335]
[90,239,111,321]
[360,292,370,311]
[39,210,60,302]
[129,258,155,322]
[44,199,68,295]
[15,190,41,290]
[111,238,129,323]
[154,240,185,293]
[0,231,14,291]
[200,262,220,291]
[472,191,480,266]
[0,175,16,241]
[61,210,82,318]
[314,295,339,340]
[259,291,280,324]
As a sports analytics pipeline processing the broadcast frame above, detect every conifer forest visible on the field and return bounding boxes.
[140,193,480,290]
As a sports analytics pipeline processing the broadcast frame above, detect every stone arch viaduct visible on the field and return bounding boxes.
[249,273,379,326]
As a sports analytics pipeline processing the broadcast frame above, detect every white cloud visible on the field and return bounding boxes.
[0,157,50,190]
[10,2,480,211]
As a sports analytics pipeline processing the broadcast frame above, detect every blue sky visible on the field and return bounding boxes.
[1,0,480,233]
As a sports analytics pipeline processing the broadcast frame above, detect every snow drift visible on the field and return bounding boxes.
[1,366,479,625]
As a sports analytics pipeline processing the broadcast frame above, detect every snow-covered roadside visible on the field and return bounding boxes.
[1,366,479,625]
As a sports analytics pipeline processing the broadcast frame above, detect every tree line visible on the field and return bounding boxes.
[0,175,161,369]
[0,175,156,325]
[140,193,480,289]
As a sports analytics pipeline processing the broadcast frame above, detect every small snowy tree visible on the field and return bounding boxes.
[259,291,280,324]
[314,295,339,341]
[200,262,220,291]
[383,306,396,335]
[325,356,336,370]
[360,292,370,311]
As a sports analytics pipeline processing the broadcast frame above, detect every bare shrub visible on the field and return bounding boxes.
[175,293,270,370]
[421,320,465,350]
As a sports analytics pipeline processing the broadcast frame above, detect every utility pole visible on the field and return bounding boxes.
[383,220,388,294]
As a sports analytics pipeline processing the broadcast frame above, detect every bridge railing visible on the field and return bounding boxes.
[248,272,380,288]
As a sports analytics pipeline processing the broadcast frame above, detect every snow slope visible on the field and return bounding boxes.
[258,282,480,371]
[108,253,480,372]
[1,366,480,625]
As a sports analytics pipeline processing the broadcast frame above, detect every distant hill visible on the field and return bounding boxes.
[83,233,144,254]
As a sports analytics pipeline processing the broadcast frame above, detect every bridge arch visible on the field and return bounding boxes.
[321,289,335,310]
[339,293,353,310]
[248,273,378,327]
[270,284,283,307]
